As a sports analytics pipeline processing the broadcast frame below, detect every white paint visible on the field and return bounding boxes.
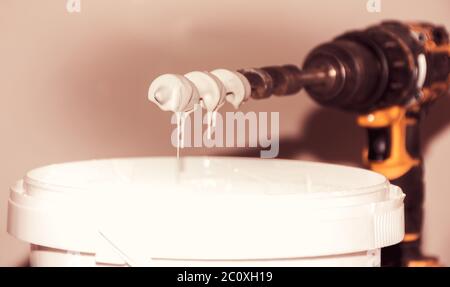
[211,69,251,109]
[184,71,226,113]
[148,74,199,113]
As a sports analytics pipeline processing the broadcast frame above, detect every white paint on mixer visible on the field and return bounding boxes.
[148,69,279,158]
[148,74,198,165]
[175,112,183,159]
[183,71,227,141]
[148,74,200,113]
[148,69,251,114]
[211,69,250,109]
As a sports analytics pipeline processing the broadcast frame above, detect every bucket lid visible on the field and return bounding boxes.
[8,157,404,266]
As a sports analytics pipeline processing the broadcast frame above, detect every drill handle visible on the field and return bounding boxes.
[359,107,424,265]
[371,114,423,237]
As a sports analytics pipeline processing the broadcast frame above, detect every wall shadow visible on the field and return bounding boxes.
[221,95,450,165]
[422,95,450,152]
[219,107,363,165]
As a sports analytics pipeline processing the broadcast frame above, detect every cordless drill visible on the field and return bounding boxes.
[148,21,450,266]
[238,21,450,267]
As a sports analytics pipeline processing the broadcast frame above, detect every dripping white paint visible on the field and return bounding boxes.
[171,105,280,158]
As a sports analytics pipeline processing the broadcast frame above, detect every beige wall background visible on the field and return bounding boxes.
[1,0,449,266]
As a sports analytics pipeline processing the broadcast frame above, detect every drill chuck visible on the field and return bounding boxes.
[238,38,386,113]
[302,39,384,112]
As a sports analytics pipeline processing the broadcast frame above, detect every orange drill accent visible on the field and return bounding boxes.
[403,233,420,243]
[408,23,450,109]
[407,259,442,267]
[357,106,420,180]
[408,23,450,54]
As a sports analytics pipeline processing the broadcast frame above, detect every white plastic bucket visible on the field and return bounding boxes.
[8,157,405,267]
